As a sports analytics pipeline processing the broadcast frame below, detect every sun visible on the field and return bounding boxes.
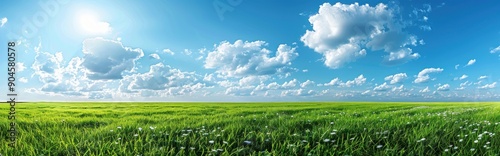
[77,11,112,35]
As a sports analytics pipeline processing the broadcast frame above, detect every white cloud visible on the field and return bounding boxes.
[420,25,432,31]
[437,84,450,91]
[413,68,444,83]
[301,2,420,69]
[16,62,26,72]
[183,49,192,55]
[341,75,366,87]
[391,85,404,92]
[454,64,459,70]
[384,73,407,84]
[19,77,28,83]
[82,37,144,80]
[126,63,205,91]
[302,69,308,73]
[454,74,468,80]
[1,17,7,27]
[361,90,371,95]
[163,49,175,55]
[321,75,365,87]
[238,75,268,86]
[478,76,488,80]
[460,81,471,87]
[419,86,430,93]
[423,16,428,22]
[373,82,390,91]
[282,79,298,89]
[464,59,476,67]
[281,89,316,96]
[149,53,160,60]
[204,40,298,77]
[300,80,315,88]
[419,40,425,45]
[31,43,65,83]
[322,78,341,86]
[478,82,497,89]
[225,86,255,96]
[491,46,500,53]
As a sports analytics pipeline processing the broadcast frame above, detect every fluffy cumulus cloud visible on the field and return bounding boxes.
[342,75,366,87]
[204,40,298,77]
[81,37,144,80]
[319,75,366,87]
[253,79,300,92]
[0,17,6,27]
[454,74,468,81]
[437,84,450,91]
[301,2,420,69]
[123,63,208,95]
[413,68,443,83]
[300,80,315,88]
[464,59,476,67]
[31,43,65,84]
[373,82,391,91]
[384,73,407,84]
[479,82,496,89]
[281,89,316,96]
[30,43,105,97]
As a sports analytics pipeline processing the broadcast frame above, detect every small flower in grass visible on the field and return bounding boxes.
[134,134,139,137]
[330,132,336,135]
[190,147,195,150]
[150,126,155,130]
[203,133,209,136]
[330,122,334,125]
[302,140,308,143]
[459,139,463,142]
[217,149,224,152]
[243,141,252,145]
[486,141,490,145]
[180,147,185,149]
[470,148,475,151]
[114,142,118,144]
[110,130,113,132]
[138,127,142,131]
[223,141,228,144]
[209,140,214,144]
[377,145,383,149]
[444,149,449,152]
[323,139,330,142]
[117,126,122,129]
[474,140,478,143]
[454,146,458,150]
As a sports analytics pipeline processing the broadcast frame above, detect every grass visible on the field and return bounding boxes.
[0,102,499,155]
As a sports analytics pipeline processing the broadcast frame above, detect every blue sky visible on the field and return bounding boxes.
[1,0,499,102]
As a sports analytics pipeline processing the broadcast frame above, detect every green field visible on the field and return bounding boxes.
[1,102,499,155]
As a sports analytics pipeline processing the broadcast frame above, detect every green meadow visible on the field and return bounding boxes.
[0,102,499,155]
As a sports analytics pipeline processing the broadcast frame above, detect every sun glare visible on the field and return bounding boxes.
[77,11,111,35]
